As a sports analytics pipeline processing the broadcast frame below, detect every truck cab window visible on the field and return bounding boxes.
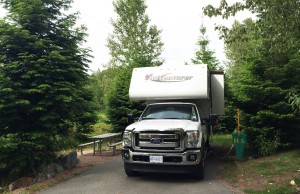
[141,104,198,121]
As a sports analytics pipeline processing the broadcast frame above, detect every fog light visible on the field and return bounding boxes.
[122,150,130,160]
[188,154,197,161]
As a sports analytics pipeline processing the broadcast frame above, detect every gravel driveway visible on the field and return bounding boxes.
[39,154,236,194]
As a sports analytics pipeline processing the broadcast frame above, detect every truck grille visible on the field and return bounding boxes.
[133,130,183,151]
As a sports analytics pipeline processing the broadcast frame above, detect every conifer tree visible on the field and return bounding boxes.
[191,25,219,70]
[106,0,164,132]
[0,0,96,179]
[204,0,300,155]
[107,0,164,68]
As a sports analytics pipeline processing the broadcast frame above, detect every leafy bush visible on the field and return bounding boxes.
[0,133,56,182]
[246,127,280,156]
[91,113,113,135]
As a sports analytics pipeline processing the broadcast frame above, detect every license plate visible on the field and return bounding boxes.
[150,155,163,163]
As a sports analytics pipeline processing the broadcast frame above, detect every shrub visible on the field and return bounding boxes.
[0,133,56,182]
[246,126,281,156]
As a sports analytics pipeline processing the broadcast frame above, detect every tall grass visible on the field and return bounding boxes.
[211,133,233,148]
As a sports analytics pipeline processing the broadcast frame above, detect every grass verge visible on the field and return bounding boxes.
[214,133,300,194]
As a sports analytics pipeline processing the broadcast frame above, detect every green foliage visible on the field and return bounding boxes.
[225,20,300,155]
[0,133,56,180]
[191,25,220,70]
[87,67,120,111]
[288,93,300,112]
[106,67,146,132]
[247,126,280,156]
[86,73,105,110]
[107,0,164,67]
[204,1,300,155]
[106,0,164,132]
[92,112,113,135]
[0,0,97,180]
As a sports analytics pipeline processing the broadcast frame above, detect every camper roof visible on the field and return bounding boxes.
[129,65,209,100]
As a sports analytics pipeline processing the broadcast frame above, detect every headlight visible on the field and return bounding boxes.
[186,131,201,148]
[123,131,132,147]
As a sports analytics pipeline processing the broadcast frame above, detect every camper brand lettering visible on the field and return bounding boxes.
[145,73,193,82]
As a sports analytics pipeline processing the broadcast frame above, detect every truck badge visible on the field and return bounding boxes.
[150,138,164,144]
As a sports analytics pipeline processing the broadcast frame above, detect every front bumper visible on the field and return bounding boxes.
[122,148,202,174]
[122,148,202,165]
[124,162,202,174]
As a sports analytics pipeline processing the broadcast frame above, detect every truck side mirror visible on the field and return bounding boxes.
[127,114,134,124]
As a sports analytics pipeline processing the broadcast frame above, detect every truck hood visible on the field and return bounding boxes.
[125,119,199,132]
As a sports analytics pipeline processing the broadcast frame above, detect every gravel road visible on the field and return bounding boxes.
[38,154,235,194]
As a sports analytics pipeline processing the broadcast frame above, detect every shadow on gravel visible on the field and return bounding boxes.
[128,144,237,183]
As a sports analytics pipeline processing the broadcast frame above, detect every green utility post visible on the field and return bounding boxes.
[232,132,247,160]
[232,109,247,160]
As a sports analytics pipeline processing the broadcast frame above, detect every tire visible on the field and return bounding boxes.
[205,138,210,149]
[205,126,211,149]
[194,146,205,180]
[124,163,138,177]
[193,158,205,180]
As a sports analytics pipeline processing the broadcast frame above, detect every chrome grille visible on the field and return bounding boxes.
[133,130,183,151]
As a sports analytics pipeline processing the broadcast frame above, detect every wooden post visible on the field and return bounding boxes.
[237,109,240,135]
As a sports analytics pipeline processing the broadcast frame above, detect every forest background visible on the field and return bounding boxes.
[0,0,299,185]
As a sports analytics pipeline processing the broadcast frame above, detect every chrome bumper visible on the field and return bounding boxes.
[122,148,202,165]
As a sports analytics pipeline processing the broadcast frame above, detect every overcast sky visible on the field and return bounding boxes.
[0,0,253,72]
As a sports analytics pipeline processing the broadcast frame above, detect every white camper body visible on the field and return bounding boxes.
[129,65,225,117]
[122,64,225,179]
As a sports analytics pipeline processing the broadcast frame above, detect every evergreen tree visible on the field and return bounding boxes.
[0,0,96,179]
[107,0,164,68]
[191,25,219,70]
[106,0,164,132]
[289,93,300,112]
[106,66,146,132]
[204,0,300,155]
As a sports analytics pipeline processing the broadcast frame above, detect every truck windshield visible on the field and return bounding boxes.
[141,104,198,121]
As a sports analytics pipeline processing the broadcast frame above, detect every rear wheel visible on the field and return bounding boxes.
[205,138,210,149]
[205,126,211,149]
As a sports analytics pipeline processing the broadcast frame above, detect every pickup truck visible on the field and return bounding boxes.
[122,65,224,179]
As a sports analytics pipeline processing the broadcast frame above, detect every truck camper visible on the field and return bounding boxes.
[122,64,224,179]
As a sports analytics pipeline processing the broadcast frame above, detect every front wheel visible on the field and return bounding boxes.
[124,163,139,177]
[193,158,205,180]
[193,145,205,180]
